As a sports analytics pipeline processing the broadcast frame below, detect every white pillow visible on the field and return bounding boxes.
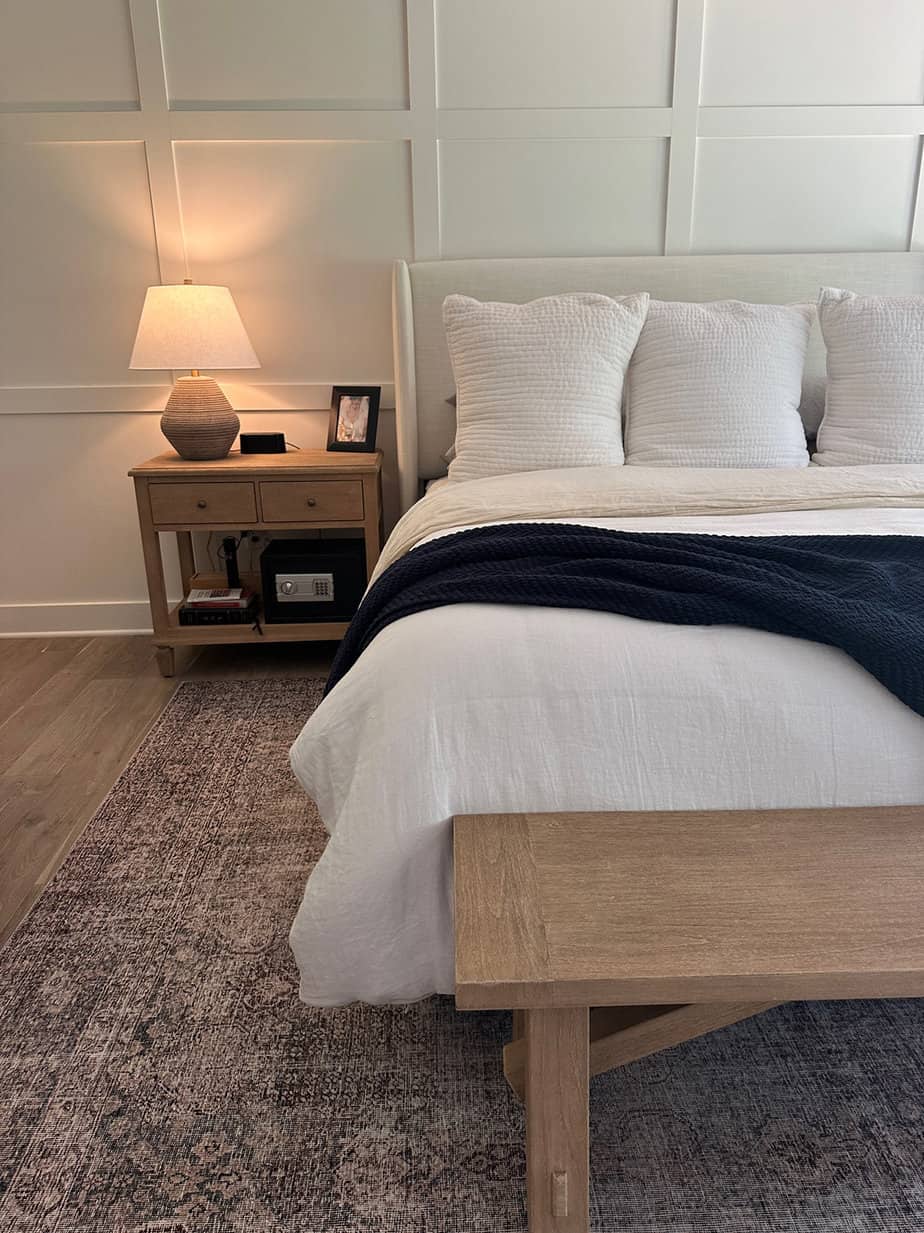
[814,287,924,465]
[443,291,649,482]
[624,299,812,468]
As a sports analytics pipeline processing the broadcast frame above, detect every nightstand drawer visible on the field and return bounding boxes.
[149,482,257,525]
[260,480,364,522]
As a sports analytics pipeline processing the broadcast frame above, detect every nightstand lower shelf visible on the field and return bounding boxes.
[162,609,350,646]
[166,573,350,646]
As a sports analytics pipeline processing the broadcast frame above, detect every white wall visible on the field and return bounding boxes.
[2,0,924,632]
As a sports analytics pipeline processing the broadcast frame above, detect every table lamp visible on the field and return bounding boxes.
[130,280,260,460]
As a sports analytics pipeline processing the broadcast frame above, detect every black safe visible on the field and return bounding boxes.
[260,538,366,623]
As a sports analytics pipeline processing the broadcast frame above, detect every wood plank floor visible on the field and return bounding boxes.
[0,636,335,947]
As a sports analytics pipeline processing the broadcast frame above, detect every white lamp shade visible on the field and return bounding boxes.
[129,283,260,370]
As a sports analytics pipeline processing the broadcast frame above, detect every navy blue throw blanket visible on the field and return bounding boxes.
[325,523,924,716]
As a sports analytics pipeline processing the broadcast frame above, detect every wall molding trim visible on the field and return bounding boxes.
[664,0,706,254]
[0,386,396,415]
[5,103,924,147]
[4,0,924,408]
[0,600,162,637]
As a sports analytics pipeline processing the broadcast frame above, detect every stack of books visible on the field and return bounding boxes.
[178,587,260,626]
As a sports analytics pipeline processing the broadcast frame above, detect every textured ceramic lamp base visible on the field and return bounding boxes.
[161,376,240,460]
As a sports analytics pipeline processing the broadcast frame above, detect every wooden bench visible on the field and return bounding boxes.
[453,806,924,1233]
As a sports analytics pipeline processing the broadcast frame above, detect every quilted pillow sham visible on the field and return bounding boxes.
[443,291,649,482]
[814,287,924,465]
[624,299,812,468]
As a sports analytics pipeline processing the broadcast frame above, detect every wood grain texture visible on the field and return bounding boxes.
[0,637,90,726]
[133,475,171,636]
[454,806,924,1232]
[591,1001,778,1073]
[0,635,336,946]
[504,1004,676,1098]
[176,531,196,596]
[504,1001,777,1098]
[454,807,924,1008]
[500,1001,774,1099]
[0,638,177,944]
[130,451,383,667]
[149,481,258,526]
[156,621,349,648]
[454,814,550,995]
[525,1007,589,1233]
[129,449,382,477]
[259,479,364,523]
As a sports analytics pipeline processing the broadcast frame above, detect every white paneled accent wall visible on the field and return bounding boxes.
[2,0,924,632]
[435,0,676,109]
[158,0,409,110]
[439,139,669,258]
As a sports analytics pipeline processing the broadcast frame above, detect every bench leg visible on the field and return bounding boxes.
[525,1007,589,1233]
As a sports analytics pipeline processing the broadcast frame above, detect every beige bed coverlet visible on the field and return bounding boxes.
[373,464,924,579]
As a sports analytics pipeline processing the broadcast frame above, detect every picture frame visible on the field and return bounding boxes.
[327,385,380,452]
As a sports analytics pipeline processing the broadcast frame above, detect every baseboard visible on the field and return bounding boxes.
[0,599,179,637]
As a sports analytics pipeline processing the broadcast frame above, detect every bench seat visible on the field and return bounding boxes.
[453,806,924,1233]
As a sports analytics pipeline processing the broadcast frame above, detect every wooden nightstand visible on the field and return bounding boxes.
[129,449,383,677]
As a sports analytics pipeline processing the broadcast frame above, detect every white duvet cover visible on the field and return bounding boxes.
[289,466,924,1007]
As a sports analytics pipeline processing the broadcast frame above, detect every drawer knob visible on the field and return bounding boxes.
[306,497,317,507]
[196,499,208,509]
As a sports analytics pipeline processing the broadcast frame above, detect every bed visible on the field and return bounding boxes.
[288,252,924,1008]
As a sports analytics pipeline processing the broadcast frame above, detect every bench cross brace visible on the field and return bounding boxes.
[504,1001,778,1102]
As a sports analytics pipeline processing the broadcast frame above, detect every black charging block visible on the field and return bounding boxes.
[240,432,286,454]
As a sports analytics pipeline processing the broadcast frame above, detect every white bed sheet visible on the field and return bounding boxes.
[289,471,924,1007]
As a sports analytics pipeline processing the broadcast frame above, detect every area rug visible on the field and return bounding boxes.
[1,679,923,1233]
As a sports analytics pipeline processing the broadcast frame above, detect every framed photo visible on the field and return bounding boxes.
[327,385,380,452]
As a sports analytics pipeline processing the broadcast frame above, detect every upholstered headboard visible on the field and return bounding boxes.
[392,252,924,513]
